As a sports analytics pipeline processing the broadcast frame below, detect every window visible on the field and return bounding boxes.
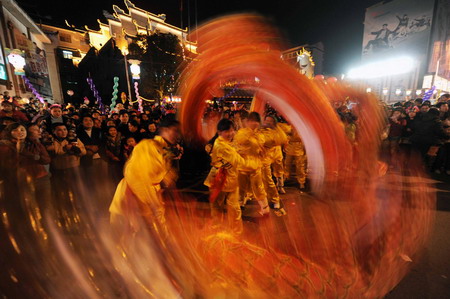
[59,33,72,43]
[62,50,73,59]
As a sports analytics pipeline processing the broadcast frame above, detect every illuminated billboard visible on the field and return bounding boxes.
[362,0,435,61]
[428,0,450,80]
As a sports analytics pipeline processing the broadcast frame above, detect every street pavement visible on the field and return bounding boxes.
[385,173,450,299]
[179,169,450,298]
[43,152,449,298]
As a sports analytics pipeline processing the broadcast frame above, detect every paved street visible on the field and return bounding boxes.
[385,173,450,299]
[179,167,450,298]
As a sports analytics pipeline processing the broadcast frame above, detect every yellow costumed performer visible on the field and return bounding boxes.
[260,115,288,216]
[284,123,307,190]
[109,118,181,242]
[204,119,255,234]
[233,112,270,215]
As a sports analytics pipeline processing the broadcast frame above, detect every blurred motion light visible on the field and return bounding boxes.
[406,90,412,96]
[348,56,415,79]
[416,89,422,96]
[382,88,388,95]
[395,88,402,96]
[366,87,372,93]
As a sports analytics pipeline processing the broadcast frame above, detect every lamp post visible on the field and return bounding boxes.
[121,48,132,103]
[128,59,141,110]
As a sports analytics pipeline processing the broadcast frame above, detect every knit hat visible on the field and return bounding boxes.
[50,104,62,110]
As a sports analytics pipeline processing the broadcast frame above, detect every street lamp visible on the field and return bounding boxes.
[128,60,141,80]
[121,48,132,102]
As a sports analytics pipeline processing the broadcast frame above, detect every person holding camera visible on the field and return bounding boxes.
[46,123,86,172]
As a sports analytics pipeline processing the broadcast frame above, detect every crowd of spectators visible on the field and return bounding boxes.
[1,91,450,213]
[381,93,450,172]
[0,94,179,214]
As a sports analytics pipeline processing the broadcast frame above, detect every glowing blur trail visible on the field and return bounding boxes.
[0,14,435,298]
[178,14,435,297]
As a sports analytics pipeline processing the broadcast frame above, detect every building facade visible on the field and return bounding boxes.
[352,0,449,103]
[0,0,54,102]
[39,0,197,103]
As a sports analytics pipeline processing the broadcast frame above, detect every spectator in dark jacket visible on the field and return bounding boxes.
[0,116,16,133]
[76,115,103,168]
[0,123,27,180]
[433,118,450,174]
[23,124,51,180]
[410,108,449,168]
[126,120,143,142]
[41,104,70,134]
[25,123,52,208]
[116,110,130,137]
[104,126,124,184]
[388,109,406,166]
[143,121,157,139]
[436,102,449,121]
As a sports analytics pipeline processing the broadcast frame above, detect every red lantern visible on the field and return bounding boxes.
[314,74,325,80]
[327,77,338,83]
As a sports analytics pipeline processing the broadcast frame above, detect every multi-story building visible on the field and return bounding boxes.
[350,0,449,102]
[0,0,53,101]
[39,0,197,103]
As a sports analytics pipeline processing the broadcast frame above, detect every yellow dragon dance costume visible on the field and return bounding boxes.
[260,124,288,209]
[110,136,177,241]
[233,127,269,213]
[204,136,253,234]
[283,124,307,189]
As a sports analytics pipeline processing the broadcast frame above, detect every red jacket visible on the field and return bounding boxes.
[0,139,50,180]
[0,110,29,122]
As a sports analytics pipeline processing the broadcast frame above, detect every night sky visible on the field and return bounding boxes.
[17,0,382,74]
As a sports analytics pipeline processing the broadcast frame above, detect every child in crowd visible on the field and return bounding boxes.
[123,136,137,160]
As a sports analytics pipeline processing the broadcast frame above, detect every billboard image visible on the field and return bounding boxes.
[428,0,450,80]
[14,28,53,98]
[362,0,435,61]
